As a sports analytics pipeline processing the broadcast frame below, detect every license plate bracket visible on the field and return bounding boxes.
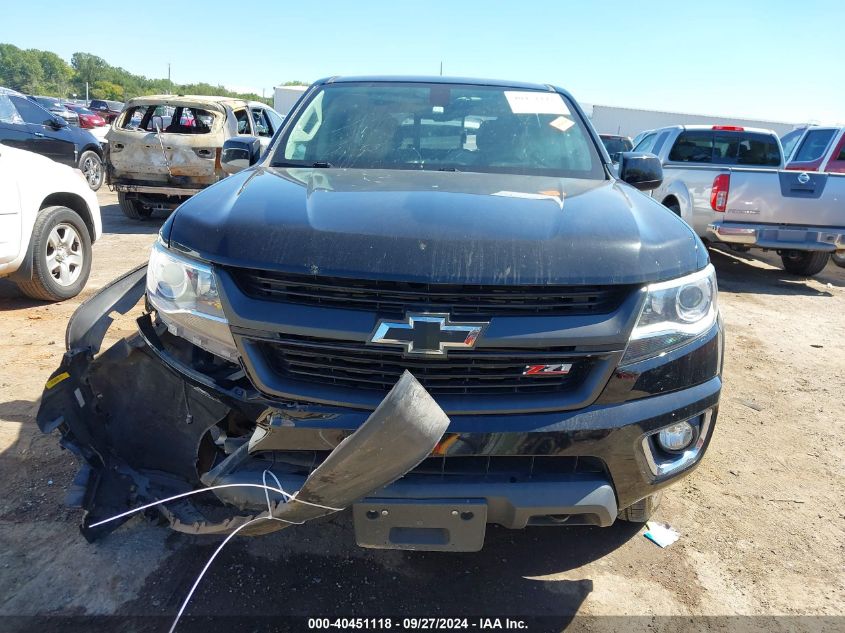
[353,499,487,552]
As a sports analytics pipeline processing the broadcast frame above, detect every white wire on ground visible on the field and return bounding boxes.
[85,470,343,633]
[168,514,277,633]
[88,479,342,528]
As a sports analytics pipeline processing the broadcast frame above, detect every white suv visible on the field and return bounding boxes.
[0,145,102,300]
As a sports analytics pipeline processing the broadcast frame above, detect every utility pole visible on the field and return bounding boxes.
[439,61,443,76]
[85,82,89,102]
[168,63,172,94]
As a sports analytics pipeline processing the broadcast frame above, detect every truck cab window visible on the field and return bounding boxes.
[793,129,835,162]
[669,132,713,163]
[633,133,657,154]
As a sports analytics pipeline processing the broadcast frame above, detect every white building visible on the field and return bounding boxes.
[585,104,801,139]
[273,85,309,114]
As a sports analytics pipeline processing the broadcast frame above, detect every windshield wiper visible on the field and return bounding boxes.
[269,160,333,168]
[437,167,460,172]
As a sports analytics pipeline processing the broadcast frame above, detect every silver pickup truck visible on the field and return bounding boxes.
[636,125,845,276]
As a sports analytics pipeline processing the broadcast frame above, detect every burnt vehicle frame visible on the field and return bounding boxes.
[105,96,282,219]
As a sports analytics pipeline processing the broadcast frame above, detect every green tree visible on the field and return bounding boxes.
[2,42,276,104]
[34,50,73,96]
[92,80,124,100]
[0,44,44,93]
[71,52,107,94]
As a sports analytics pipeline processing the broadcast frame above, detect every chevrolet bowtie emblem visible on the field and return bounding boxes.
[368,313,489,356]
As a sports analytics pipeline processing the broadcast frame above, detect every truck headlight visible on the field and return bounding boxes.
[146,241,239,362]
[622,264,718,364]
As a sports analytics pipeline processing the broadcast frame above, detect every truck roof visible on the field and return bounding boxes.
[321,75,556,92]
[663,124,777,136]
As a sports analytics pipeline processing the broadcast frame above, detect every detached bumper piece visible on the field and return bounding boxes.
[38,265,454,542]
[707,221,845,251]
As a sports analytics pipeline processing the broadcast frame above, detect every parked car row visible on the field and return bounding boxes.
[0,87,105,191]
[88,99,124,123]
[26,95,80,127]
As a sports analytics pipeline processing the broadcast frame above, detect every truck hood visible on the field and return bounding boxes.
[166,167,707,285]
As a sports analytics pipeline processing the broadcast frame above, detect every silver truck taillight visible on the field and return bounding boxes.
[710,174,730,212]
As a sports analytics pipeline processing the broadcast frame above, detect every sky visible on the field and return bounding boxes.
[1,0,841,124]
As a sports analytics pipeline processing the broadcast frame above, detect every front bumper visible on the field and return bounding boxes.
[36,265,723,550]
[708,221,845,251]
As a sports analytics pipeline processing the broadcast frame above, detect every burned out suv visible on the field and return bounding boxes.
[105,95,283,219]
[39,77,723,551]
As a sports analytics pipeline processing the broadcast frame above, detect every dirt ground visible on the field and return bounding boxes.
[0,190,843,632]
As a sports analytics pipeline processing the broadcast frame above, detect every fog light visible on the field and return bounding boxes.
[658,421,695,452]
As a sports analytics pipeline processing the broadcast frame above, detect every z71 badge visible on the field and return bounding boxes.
[523,363,573,376]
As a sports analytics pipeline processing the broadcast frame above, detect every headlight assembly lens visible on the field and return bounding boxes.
[622,264,718,364]
[146,241,238,361]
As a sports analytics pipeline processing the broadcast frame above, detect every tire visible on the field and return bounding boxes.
[665,200,681,216]
[618,492,662,523]
[118,191,152,220]
[832,251,845,269]
[15,206,92,301]
[780,250,830,276]
[78,150,103,191]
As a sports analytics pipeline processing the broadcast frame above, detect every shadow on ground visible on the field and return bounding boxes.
[710,247,845,296]
[100,199,166,236]
[0,400,38,424]
[110,516,643,630]
[0,279,48,306]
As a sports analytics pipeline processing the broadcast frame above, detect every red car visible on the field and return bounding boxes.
[784,126,845,174]
[88,99,124,123]
[63,103,107,129]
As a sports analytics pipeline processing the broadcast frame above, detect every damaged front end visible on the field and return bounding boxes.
[37,265,449,541]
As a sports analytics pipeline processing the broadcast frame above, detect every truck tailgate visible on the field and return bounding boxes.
[726,170,845,227]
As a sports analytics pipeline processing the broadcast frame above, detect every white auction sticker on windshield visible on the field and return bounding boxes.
[549,116,575,132]
[505,91,570,115]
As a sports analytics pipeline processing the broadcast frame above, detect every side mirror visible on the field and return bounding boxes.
[618,152,663,191]
[221,136,261,174]
[48,117,68,129]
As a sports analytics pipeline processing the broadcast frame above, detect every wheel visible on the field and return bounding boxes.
[780,250,830,276]
[832,251,845,269]
[15,206,92,301]
[118,191,152,220]
[618,492,662,523]
[665,200,681,216]
[78,150,103,191]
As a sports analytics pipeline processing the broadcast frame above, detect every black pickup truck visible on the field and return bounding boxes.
[38,77,723,551]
